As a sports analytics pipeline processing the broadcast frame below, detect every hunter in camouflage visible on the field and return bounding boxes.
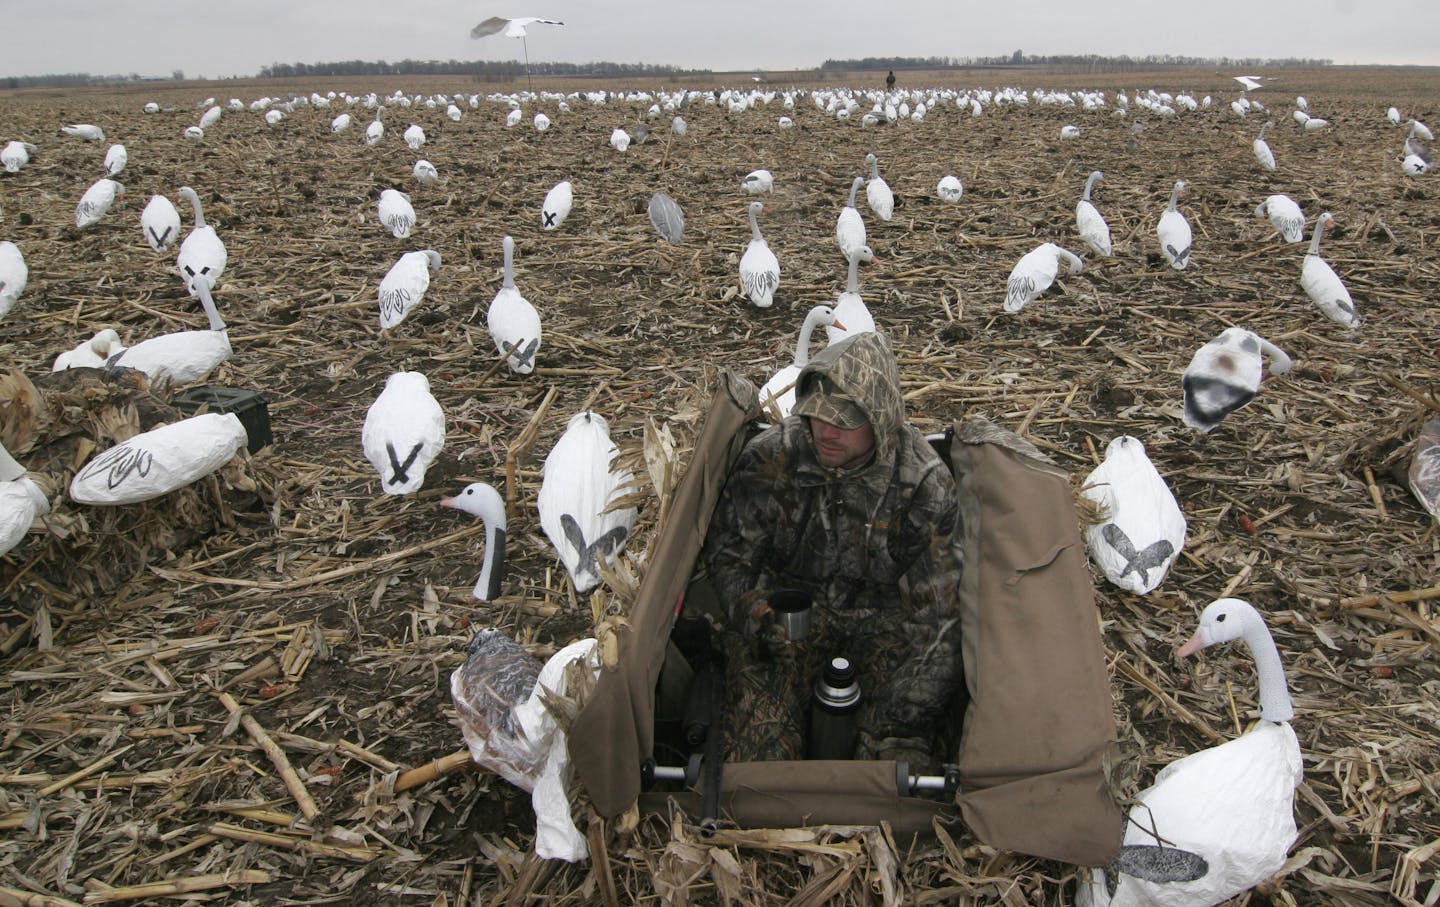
[698,332,964,768]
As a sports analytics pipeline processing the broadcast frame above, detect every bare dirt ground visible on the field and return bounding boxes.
[1,66,1439,905]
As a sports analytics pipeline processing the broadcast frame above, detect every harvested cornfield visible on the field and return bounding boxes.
[1,65,1438,906]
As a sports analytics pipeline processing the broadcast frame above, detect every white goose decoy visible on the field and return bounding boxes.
[0,439,50,558]
[1156,180,1193,270]
[378,188,416,239]
[107,279,232,385]
[936,174,963,204]
[1254,194,1304,243]
[505,107,524,129]
[103,143,126,176]
[864,152,894,221]
[1252,120,1277,171]
[62,124,105,141]
[836,176,868,261]
[402,124,426,150]
[1181,327,1292,433]
[487,235,542,374]
[183,126,205,141]
[75,178,124,229]
[139,194,182,254]
[362,371,445,495]
[365,108,385,145]
[1059,124,1081,140]
[198,105,222,130]
[1080,436,1185,595]
[826,244,878,344]
[1300,212,1359,328]
[739,200,781,308]
[440,482,508,601]
[533,111,551,131]
[176,186,227,296]
[1076,171,1112,257]
[413,159,440,184]
[331,113,352,133]
[377,249,442,330]
[0,241,28,320]
[1387,106,1403,126]
[2,140,37,173]
[1409,417,1440,524]
[1004,242,1084,313]
[1080,598,1302,907]
[609,127,630,152]
[541,180,573,231]
[1409,118,1435,142]
[537,411,637,594]
[70,410,256,506]
[742,169,774,194]
[759,305,844,419]
[53,328,126,371]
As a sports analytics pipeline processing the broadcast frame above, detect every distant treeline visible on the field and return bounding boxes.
[4,53,1342,90]
[823,53,1334,72]
[255,59,710,80]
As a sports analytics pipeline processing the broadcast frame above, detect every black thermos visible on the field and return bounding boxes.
[808,656,861,760]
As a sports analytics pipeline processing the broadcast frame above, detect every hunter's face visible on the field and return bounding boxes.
[808,417,876,471]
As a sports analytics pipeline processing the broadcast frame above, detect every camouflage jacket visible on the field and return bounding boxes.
[700,333,965,751]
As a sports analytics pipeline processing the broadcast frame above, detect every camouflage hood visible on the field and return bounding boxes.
[794,332,905,463]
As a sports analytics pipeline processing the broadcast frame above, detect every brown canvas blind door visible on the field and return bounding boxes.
[949,417,1123,866]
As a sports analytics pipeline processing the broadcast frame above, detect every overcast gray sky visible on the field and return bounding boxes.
[2,0,1437,80]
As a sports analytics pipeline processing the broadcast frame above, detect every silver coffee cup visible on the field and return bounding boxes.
[768,589,813,642]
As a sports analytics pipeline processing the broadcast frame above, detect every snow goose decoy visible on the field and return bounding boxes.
[1080,436,1185,595]
[1156,180,1193,270]
[1409,417,1440,524]
[742,169,774,194]
[936,174,963,204]
[739,200,780,308]
[53,328,126,371]
[140,194,182,253]
[75,178,124,229]
[836,176,867,261]
[403,124,426,150]
[609,127,630,152]
[70,411,258,506]
[1076,170,1112,257]
[1252,120,1277,171]
[864,152,894,221]
[413,159,440,185]
[107,278,232,385]
[176,186,227,295]
[0,439,50,558]
[62,123,105,141]
[1,140,37,173]
[103,143,126,176]
[1254,194,1304,243]
[1300,212,1359,328]
[826,244,878,344]
[1059,124,1081,140]
[0,241,27,320]
[198,105,222,130]
[1181,327,1292,433]
[759,305,844,420]
[440,482,508,601]
[377,249,442,330]
[365,108,385,145]
[362,371,445,495]
[377,188,416,239]
[540,180,573,231]
[537,411,637,595]
[331,113,352,133]
[1079,597,1302,907]
[533,111,551,132]
[1003,242,1084,313]
[487,235,542,374]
